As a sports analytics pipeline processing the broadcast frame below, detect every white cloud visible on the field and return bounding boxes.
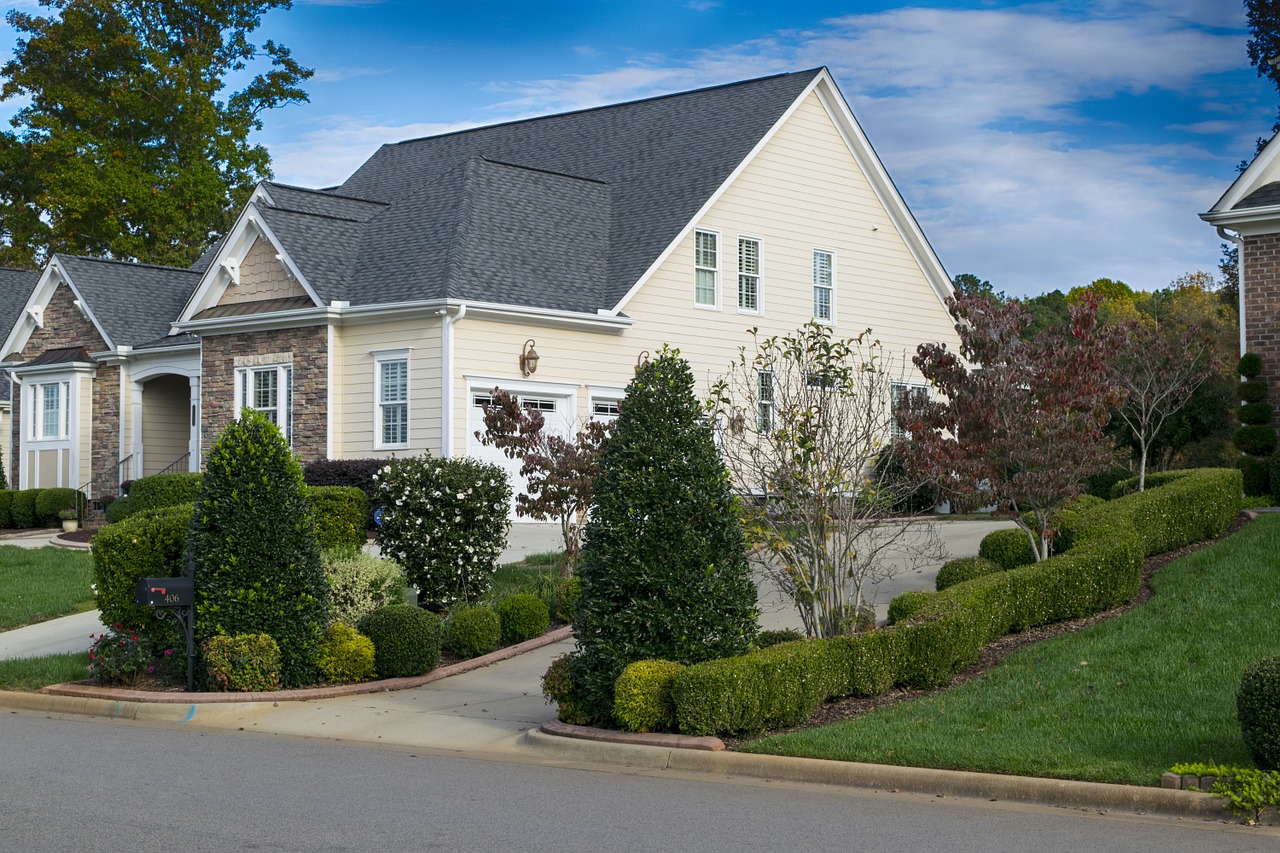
[269,117,481,188]
[311,67,390,84]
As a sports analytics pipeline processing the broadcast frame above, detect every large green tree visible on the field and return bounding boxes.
[1248,0,1280,135]
[0,0,311,268]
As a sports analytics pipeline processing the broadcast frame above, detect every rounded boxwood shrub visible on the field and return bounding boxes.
[323,551,407,629]
[886,589,932,625]
[978,528,1036,570]
[1239,352,1263,379]
[10,488,41,528]
[447,605,501,659]
[497,593,550,645]
[1235,424,1279,457]
[315,623,377,684]
[1239,402,1274,427]
[104,495,134,524]
[542,653,589,725]
[92,503,191,643]
[35,487,81,524]
[188,409,328,688]
[203,633,282,692]
[0,490,14,528]
[936,556,1002,591]
[1239,656,1280,771]
[130,472,203,514]
[306,485,369,551]
[358,604,441,678]
[614,659,685,733]
[1240,379,1270,404]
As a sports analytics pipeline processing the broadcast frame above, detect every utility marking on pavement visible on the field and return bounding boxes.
[182,705,196,722]
[113,702,123,719]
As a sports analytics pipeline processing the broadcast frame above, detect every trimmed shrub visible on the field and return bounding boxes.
[1083,466,1129,499]
[447,605,501,659]
[1239,656,1280,771]
[103,495,134,523]
[1240,402,1274,427]
[1238,456,1271,499]
[91,503,191,641]
[555,574,580,624]
[886,590,932,625]
[1235,424,1279,457]
[323,550,407,629]
[188,409,328,688]
[1240,352,1263,379]
[306,485,369,551]
[497,593,550,645]
[1271,453,1280,507]
[375,455,510,608]
[130,473,203,514]
[358,604,441,678]
[543,653,589,725]
[88,627,179,686]
[35,487,81,524]
[203,633,282,692]
[756,628,804,649]
[614,660,685,733]
[574,350,757,724]
[936,556,1002,591]
[1240,380,1270,404]
[303,457,385,523]
[315,623,377,684]
[978,528,1035,570]
[10,489,41,528]
[0,490,13,528]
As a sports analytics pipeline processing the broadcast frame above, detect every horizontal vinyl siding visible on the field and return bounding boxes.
[140,376,190,476]
[334,317,442,459]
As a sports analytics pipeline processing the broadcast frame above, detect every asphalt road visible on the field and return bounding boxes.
[3,712,1272,852]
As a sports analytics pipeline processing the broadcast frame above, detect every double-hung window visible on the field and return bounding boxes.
[756,370,774,432]
[375,352,409,449]
[813,249,834,322]
[738,237,760,313]
[32,381,69,440]
[890,382,928,440]
[237,364,293,443]
[694,230,719,308]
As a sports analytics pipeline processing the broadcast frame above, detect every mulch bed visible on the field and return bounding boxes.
[722,512,1253,750]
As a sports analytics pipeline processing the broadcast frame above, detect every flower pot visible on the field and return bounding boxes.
[61,519,79,533]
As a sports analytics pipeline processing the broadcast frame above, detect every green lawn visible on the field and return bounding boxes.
[739,513,1280,786]
[0,652,89,691]
[0,545,96,631]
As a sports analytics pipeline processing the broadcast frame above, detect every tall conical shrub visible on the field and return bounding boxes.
[189,409,328,687]
[1235,353,1276,497]
[572,348,757,724]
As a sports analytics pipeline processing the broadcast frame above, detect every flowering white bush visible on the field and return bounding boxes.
[374,455,511,608]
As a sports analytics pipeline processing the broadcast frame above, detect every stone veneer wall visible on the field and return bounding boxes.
[200,325,328,463]
[10,283,111,489]
[1244,233,1280,409]
[91,365,120,490]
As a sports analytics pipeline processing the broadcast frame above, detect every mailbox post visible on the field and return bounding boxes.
[135,572,195,691]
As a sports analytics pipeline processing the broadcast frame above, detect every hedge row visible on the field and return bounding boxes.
[0,488,83,528]
[668,468,1242,736]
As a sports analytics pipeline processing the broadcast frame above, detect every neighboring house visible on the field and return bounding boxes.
[1202,133,1280,389]
[2,68,963,511]
[0,268,42,487]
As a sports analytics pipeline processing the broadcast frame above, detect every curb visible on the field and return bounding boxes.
[523,728,1231,820]
[29,625,574,705]
[51,533,92,550]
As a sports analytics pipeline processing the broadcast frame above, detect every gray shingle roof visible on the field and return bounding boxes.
[0,267,40,402]
[55,255,202,348]
[1236,181,1280,210]
[261,69,822,312]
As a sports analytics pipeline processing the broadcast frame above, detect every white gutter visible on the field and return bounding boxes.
[439,304,467,457]
[1218,227,1246,357]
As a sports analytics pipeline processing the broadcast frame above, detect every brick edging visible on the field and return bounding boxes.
[539,718,725,751]
[40,624,575,704]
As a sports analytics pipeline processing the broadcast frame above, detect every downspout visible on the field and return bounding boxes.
[438,304,467,458]
[1218,226,1246,357]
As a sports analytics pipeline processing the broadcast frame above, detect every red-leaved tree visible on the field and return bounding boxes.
[902,294,1124,561]
[475,389,612,566]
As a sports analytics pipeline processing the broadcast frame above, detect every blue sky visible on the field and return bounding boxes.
[1,0,1273,298]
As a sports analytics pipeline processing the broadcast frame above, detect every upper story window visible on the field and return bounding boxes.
[31,380,69,440]
[813,249,834,322]
[376,352,409,449]
[236,364,293,443]
[756,369,774,432]
[890,382,928,440]
[738,237,760,313]
[694,230,719,308]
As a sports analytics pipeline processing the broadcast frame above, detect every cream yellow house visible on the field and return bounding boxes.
[3,68,962,507]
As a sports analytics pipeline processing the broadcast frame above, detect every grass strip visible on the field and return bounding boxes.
[0,546,96,631]
[0,652,89,691]
[739,513,1280,785]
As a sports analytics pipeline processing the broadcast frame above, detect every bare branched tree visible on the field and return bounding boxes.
[709,323,942,639]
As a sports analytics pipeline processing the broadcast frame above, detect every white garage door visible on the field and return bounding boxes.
[467,389,575,522]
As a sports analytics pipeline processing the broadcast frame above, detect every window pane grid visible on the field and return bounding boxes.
[739,238,760,311]
[813,250,833,321]
[757,371,773,432]
[377,358,408,447]
[695,231,718,306]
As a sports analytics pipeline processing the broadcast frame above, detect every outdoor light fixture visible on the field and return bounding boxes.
[520,339,540,376]
[635,350,650,373]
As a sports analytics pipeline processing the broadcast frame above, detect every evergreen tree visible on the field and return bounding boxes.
[188,408,328,687]
[573,348,757,723]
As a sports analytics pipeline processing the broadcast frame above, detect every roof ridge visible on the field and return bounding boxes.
[55,254,202,275]
[264,182,390,206]
[258,203,372,225]
[476,156,609,185]
[386,68,824,149]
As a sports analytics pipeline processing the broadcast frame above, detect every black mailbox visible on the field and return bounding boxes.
[136,576,194,607]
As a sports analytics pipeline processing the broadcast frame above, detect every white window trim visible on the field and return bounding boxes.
[737,234,762,315]
[890,381,929,441]
[693,228,721,310]
[374,349,410,450]
[813,247,836,324]
[30,379,70,442]
[756,369,774,433]
[233,363,293,444]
